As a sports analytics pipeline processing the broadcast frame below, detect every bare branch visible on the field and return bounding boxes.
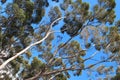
[0,32,50,70]
[49,73,61,80]
[0,17,65,70]
[48,37,72,65]
[25,71,43,80]
[59,49,86,59]
[86,56,114,69]
[83,51,98,62]
[25,52,115,80]
[43,56,112,76]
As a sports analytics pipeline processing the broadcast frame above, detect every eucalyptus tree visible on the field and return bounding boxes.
[0,0,120,80]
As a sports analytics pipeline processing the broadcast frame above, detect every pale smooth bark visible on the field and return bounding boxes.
[0,17,65,70]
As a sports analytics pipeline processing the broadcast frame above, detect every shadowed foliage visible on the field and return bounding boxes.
[0,0,120,80]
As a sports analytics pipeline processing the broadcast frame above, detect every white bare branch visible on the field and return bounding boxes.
[49,73,61,80]
[0,17,65,70]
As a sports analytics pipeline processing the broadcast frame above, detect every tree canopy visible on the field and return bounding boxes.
[0,0,120,80]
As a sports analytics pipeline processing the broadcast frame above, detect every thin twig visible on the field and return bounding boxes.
[48,37,72,65]
[49,73,61,80]
[0,17,65,70]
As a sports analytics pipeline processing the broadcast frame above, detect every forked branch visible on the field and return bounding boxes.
[0,17,65,70]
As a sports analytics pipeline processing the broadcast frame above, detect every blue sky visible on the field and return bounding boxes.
[115,0,120,21]
[68,0,120,80]
[52,0,120,80]
[0,0,120,80]
[71,0,120,80]
[30,0,120,79]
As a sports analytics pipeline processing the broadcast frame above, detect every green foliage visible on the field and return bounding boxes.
[111,74,120,80]
[60,0,91,37]
[0,0,120,80]
[6,3,26,24]
[49,6,62,23]
[24,1,34,21]
[31,57,44,70]
[10,60,20,74]
[26,51,32,58]
[0,0,47,79]
[55,74,67,80]
[85,43,91,49]
[20,57,46,79]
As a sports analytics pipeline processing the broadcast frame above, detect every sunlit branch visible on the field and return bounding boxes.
[48,73,61,80]
[41,55,114,76]
[25,51,115,80]
[0,17,65,70]
[25,71,43,80]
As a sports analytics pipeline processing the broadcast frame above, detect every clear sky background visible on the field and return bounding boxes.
[0,0,120,80]
[31,0,120,79]
[68,0,120,80]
